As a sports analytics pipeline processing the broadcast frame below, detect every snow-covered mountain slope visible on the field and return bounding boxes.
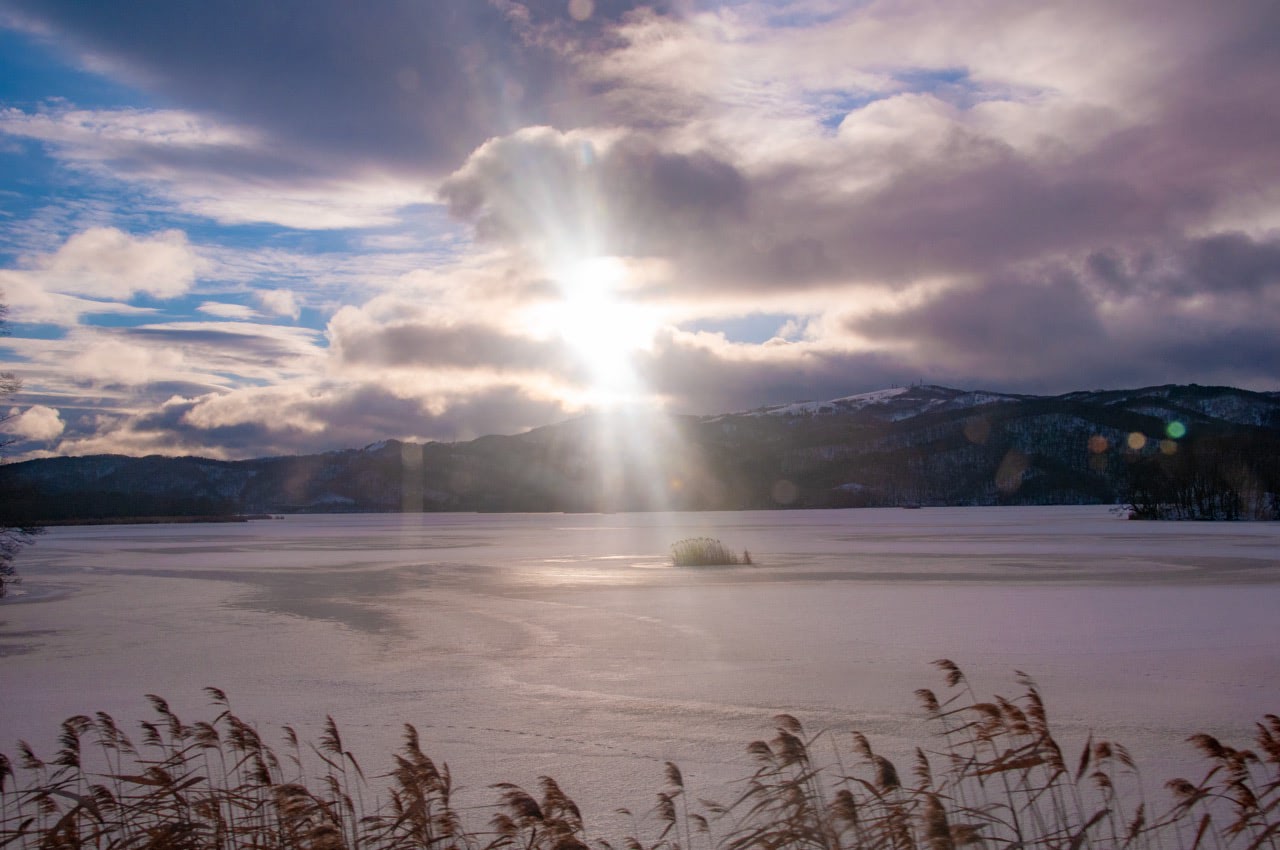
[732,384,1025,422]
[724,383,1280,428]
[1057,384,1280,427]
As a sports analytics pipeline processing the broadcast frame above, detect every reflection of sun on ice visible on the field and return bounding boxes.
[536,256,657,405]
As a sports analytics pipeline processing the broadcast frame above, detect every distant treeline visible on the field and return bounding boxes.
[36,514,275,526]
[2,490,245,523]
[1127,431,1280,520]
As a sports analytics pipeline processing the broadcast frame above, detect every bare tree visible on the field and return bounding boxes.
[1,300,42,597]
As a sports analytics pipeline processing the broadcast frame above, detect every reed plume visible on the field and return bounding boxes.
[3,665,1277,850]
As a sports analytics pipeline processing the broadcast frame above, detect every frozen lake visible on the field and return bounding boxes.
[2,505,1279,829]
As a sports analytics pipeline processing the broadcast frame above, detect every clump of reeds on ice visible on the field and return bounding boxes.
[671,537,753,566]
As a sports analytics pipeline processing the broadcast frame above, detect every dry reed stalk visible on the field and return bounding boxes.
[2,666,1278,850]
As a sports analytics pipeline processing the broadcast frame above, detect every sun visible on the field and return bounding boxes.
[538,256,657,404]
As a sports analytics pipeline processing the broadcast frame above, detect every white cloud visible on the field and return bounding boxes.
[258,289,300,319]
[0,227,200,325]
[4,404,65,441]
[66,336,188,387]
[3,226,199,308]
[180,178,432,230]
[0,105,257,150]
[179,385,329,434]
[0,272,157,325]
[197,301,257,319]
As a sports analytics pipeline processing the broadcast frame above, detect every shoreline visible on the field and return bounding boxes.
[33,514,277,526]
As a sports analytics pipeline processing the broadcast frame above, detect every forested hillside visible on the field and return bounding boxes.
[3,384,1278,520]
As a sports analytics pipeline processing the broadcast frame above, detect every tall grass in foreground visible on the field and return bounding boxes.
[3,662,1278,850]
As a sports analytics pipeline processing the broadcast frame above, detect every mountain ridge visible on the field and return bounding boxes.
[3,383,1278,520]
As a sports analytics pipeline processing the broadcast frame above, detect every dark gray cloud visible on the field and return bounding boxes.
[598,138,749,256]
[1150,326,1280,380]
[449,96,1280,300]
[746,157,1169,288]
[332,317,584,379]
[438,0,1280,299]
[636,332,916,415]
[439,130,748,262]
[282,382,575,448]
[850,252,1280,393]
[2,0,672,175]
[122,325,315,361]
[435,119,1217,295]
[1179,234,1280,295]
[1085,234,1280,298]
[854,269,1114,382]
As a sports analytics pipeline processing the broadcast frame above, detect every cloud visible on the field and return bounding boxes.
[1175,233,1280,295]
[852,269,1114,386]
[196,301,257,320]
[117,322,325,381]
[258,289,300,319]
[457,0,1279,288]
[434,109,1108,297]
[0,227,200,323]
[0,105,259,155]
[0,0,660,176]
[845,237,1280,392]
[436,66,1266,297]
[0,107,435,228]
[0,278,153,326]
[3,404,65,441]
[65,335,190,387]
[439,126,750,275]
[333,316,575,376]
[429,0,1280,404]
[4,0,1280,461]
[0,1,692,235]
[632,330,909,414]
[31,226,197,298]
[327,298,581,378]
[6,319,326,412]
[51,380,576,459]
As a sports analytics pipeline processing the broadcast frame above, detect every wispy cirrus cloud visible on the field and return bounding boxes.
[0,106,435,228]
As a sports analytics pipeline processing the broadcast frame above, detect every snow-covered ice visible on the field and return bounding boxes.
[2,505,1278,829]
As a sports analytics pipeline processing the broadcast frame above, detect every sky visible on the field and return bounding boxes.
[0,0,1278,461]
